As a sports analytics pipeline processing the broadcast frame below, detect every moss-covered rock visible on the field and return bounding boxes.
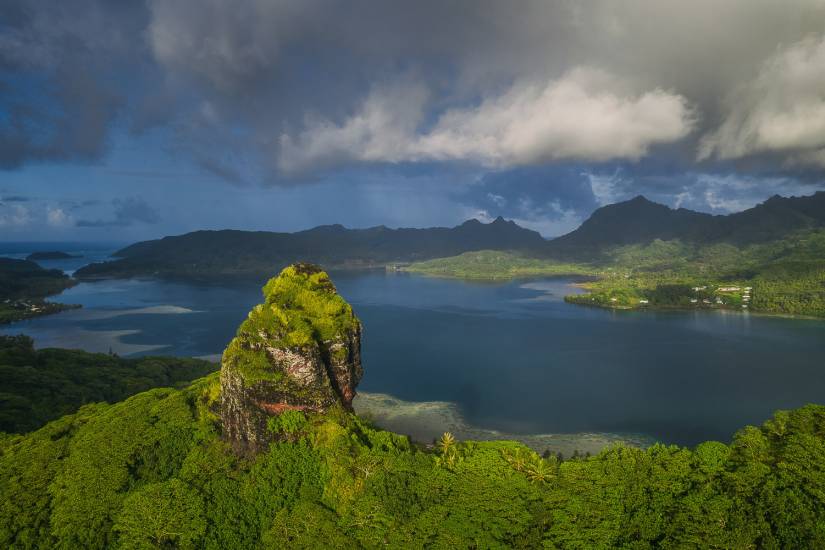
[220,263,363,454]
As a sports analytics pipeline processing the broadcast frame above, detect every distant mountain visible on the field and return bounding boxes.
[75,217,546,280]
[710,192,825,243]
[25,251,80,261]
[546,191,825,259]
[549,196,713,248]
[74,192,825,280]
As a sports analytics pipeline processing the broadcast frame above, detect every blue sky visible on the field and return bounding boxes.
[2,1,825,241]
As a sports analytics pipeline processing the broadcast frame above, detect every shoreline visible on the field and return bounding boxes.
[401,271,825,322]
[564,294,825,321]
[353,391,654,456]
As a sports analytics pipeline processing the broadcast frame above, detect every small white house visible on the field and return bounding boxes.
[690,299,698,303]
[639,299,649,304]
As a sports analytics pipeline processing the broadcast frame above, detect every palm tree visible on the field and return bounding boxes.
[438,432,456,455]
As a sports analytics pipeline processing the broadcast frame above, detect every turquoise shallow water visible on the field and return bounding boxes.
[3,254,825,447]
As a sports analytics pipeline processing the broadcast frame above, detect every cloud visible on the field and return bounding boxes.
[0,203,30,227]
[699,35,825,165]
[0,0,140,169]
[3,0,825,193]
[579,169,819,215]
[76,197,161,227]
[143,0,825,181]
[280,69,695,173]
[147,0,322,94]
[46,207,72,227]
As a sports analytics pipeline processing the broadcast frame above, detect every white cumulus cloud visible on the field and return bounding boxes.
[699,35,825,165]
[46,207,72,227]
[279,68,695,173]
[0,204,31,227]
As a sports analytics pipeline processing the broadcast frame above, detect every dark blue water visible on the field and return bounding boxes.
[3,255,825,446]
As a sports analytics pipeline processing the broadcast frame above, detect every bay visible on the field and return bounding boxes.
[4,262,825,447]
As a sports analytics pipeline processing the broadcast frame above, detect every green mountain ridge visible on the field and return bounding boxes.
[546,191,825,260]
[75,217,546,280]
[73,191,825,281]
[404,193,825,317]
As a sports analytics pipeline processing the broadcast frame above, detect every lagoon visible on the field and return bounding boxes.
[4,253,825,448]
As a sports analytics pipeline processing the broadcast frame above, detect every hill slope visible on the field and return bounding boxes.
[0,334,217,433]
[0,258,78,323]
[547,191,825,259]
[76,217,545,280]
[4,377,825,548]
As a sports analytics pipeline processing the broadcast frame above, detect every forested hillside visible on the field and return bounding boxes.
[0,335,217,433]
[547,191,825,259]
[408,193,825,317]
[0,258,78,323]
[75,217,545,281]
[2,375,824,548]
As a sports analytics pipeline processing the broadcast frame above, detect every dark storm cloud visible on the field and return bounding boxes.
[76,197,160,227]
[2,0,825,195]
[0,0,147,169]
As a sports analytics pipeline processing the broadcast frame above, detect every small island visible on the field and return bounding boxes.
[25,251,80,261]
[0,258,79,323]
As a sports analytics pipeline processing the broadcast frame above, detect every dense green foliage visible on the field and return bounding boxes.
[565,229,825,316]
[0,258,78,323]
[408,229,825,317]
[404,250,594,280]
[2,374,825,548]
[0,335,217,433]
[0,258,75,301]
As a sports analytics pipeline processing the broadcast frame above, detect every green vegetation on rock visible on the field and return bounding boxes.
[220,264,363,455]
[224,263,358,384]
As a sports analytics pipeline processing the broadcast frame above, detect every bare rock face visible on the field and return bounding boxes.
[220,263,362,454]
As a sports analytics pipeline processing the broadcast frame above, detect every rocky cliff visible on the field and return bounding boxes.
[220,263,362,454]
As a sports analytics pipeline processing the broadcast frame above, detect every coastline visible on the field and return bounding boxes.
[564,294,825,321]
[353,391,654,457]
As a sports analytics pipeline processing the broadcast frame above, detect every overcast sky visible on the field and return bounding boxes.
[2,0,825,241]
